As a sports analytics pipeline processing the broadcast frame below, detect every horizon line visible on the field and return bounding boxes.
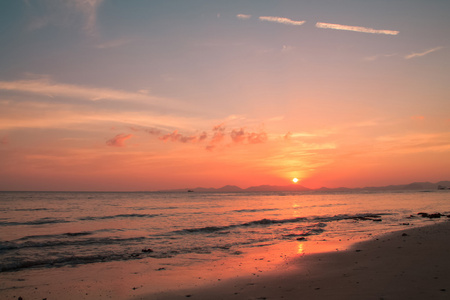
[1,180,448,193]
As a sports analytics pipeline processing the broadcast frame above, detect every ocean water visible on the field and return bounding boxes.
[0,190,448,274]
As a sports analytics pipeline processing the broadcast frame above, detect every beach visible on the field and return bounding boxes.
[1,191,449,300]
[149,221,450,300]
[1,219,449,300]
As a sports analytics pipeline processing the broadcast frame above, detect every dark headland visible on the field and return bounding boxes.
[161,181,450,193]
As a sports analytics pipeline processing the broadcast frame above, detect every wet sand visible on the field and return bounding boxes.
[148,221,450,300]
[2,221,448,300]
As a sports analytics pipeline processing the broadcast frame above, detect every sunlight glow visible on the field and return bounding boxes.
[292,178,299,183]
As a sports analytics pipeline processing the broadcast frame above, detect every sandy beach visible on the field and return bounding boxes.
[2,220,449,300]
[148,220,450,300]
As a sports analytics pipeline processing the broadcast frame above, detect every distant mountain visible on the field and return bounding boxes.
[159,181,450,193]
[162,185,244,193]
[317,181,450,192]
[359,181,450,191]
[244,184,310,192]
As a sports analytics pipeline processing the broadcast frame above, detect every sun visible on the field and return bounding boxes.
[292,178,299,183]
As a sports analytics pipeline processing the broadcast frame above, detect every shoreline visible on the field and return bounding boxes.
[1,220,448,300]
[146,220,450,300]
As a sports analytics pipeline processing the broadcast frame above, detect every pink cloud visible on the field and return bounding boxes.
[212,123,226,132]
[198,131,208,141]
[106,133,133,147]
[205,145,215,152]
[145,128,162,135]
[230,128,268,144]
[248,131,268,144]
[230,128,246,143]
[210,124,226,144]
[204,124,227,151]
[159,130,206,143]
[411,115,425,121]
[157,123,269,151]
[129,126,161,135]
[160,130,190,143]
[284,132,292,140]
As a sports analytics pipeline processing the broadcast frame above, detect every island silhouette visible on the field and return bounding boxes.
[160,181,450,193]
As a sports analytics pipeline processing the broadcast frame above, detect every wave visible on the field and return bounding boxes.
[16,231,95,241]
[233,208,278,213]
[0,212,393,273]
[78,213,160,221]
[0,217,70,226]
[0,238,255,272]
[177,217,308,234]
[315,213,387,222]
[11,208,50,212]
[13,229,121,243]
[0,252,140,272]
[0,240,253,272]
[0,236,147,252]
[176,213,389,234]
[129,206,179,211]
[282,223,327,238]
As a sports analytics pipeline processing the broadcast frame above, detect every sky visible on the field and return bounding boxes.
[0,0,449,191]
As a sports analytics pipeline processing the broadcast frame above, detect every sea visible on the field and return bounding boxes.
[0,190,449,298]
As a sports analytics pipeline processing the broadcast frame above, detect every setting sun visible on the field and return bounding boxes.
[292,178,299,183]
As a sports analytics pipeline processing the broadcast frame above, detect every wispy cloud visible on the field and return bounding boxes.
[405,47,443,59]
[411,115,425,121]
[283,131,320,140]
[206,124,226,150]
[0,77,162,103]
[364,53,397,61]
[259,16,306,26]
[376,133,450,154]
[25,0,104,36]
[230,128,268,144]
[281,45,295,53]
[236,14,252,20]
[247,131,268,144]
[0,77,208,133]
[315,22,399,35]
[130,126,161,136]
[70,0,104,36]
[159,130,207,144]
[95,38,133,49]
[106,133,133,147]
[153,123,268,151]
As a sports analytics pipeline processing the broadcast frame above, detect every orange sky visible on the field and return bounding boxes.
[1,1,449,191]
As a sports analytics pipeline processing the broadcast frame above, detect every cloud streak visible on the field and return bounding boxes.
[75,0,104,35]
[236,14,252,20]
[106,133,133,147]
[0,78,156,102]
[0,77,194,115]
[95,38,133,49]
[237,15,397,36]
[159,130,207,144]
[152,123,268,151]
[259,16,306,26]
[25,0,104,36]
[230,128,268,144]
[411,115,425,121]
[315,22,399,35]
[405,47,443,59]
